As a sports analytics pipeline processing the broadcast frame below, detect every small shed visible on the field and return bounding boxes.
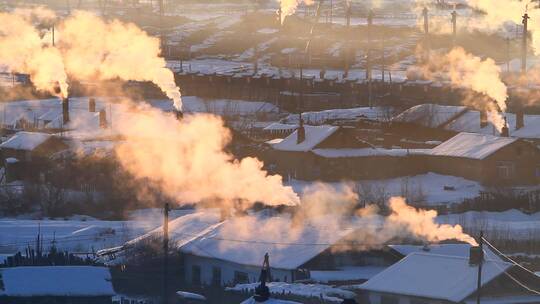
[0,266,115,304]
[0,131,67,163]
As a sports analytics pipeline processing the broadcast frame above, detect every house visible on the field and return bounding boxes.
[426,132,540,185]
[0,132,67,163]
[98,210,392,287]
[266,124,370,180]
[0,266,115,304]
[358,252,540,304]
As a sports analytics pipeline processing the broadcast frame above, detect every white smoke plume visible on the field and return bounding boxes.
[278,0,314,24]
[0,8,182,111]
[409,47,508,131]
[113,106,299,209]
[58,11,183,111]
[0,9,68,98]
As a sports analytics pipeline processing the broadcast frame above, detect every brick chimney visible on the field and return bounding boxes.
[516,110,524,130]
[99,109,107,129]
[480,110,488,128]
[501,117,509,137]
[469,246,484,265]
[297,114,305,144]
[89,98,96,113]
[62,97,69,125]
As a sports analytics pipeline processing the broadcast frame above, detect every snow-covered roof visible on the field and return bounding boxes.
[284,107,389,125]
[388,244,501,261]
[392,104,468,128]
[429,132,517,160]
[181,214,357,270]
[0,266,115,297]
[0,131,53,151]
[312,148,416,158]
[359,252,512,303]
[271,125,338,152]
[263,123,298,131]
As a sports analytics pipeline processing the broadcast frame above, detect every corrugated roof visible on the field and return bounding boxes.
[429,132,517,160]
[359,252,512,302]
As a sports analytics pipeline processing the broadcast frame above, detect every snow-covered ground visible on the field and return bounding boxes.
[227,282,356,303]
[0,209,193,254]
[288,172,484,206]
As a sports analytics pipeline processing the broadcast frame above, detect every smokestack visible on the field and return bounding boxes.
[480,110,488,128]
[62,97,70,125]
[99,109,107,128]
[346,2,352,28]
[89,98,96,113]
[278,7,282,26]
[423,7,429,36]
[174,109,183,121]
[522,12,530,75]
[451,10,457,45]
[501,117,509,137]
[516,110,524,130]
[297,114,305,144]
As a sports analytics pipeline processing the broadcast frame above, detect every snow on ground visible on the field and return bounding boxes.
[0,209,193,254]
[310,266,386,283]
[438,209,540,241]
[287,172,484,206]
[228,282,356,303]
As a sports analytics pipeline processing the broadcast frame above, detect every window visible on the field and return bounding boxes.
[192,265,201,285]
[234,271,249,284]
[496,161,516,179]
[212,267,222,286]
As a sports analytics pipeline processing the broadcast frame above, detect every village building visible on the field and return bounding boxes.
[426,132,540,185]
[358,252,540,304]
[0,266,115,304]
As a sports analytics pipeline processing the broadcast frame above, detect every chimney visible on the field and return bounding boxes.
[480,110,488,128]
[99,109,107,128]
[469,246,484,265]
[174,109,183,121]
[501,117,509,137]
[451,10,457,45]
[62,97,70,125]
[297,114,305,144]
[89,98,96,113]
[516,110,524,130]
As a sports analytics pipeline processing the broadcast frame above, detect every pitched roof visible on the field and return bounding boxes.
[359,252,512,302]
[392,104,468,128]
[429,132,517,160]
[388,244,501,261]
[271,125,338,152]
[0,266,115,297]
[181,214,357,270]
[0,132,52,151]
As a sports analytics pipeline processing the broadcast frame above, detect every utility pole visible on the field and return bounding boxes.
[451,9,457,46]
[507,37,511,73]
[159,0,165,53]
[163,203,170,304]
[367,10,373,108]
[423,7,430,61]
[522,12,530,75]
[476,231,484,304]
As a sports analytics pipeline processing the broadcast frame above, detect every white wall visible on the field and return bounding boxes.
[367,292,447,304]
[184,254,295,287]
